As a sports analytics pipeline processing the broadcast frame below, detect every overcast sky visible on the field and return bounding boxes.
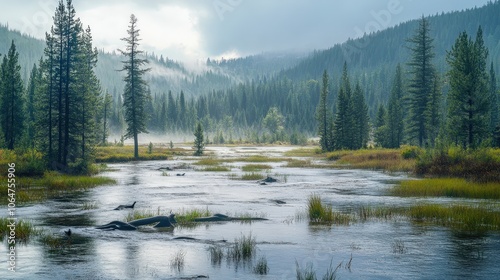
[0,0,491,62]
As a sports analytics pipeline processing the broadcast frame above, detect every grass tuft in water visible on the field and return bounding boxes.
[81,201,98,210]
[295,261,317,280]
[242,164,272,172]
[193,158,221,166]
[0,218,42,243]
[253,256,269,275]
[170,249,186,272]
[175,207,213,224]
[208,245,224,266]
[229,172,265,181]
[202,166,231,172]
[227,233,256,263]
[296,260,340,280]
[39,233,70,249]
[308,195,352,225]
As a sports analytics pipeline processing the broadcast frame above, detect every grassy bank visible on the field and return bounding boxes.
[95,145,187,163]
[416,147,500,182]
[392,178,500,199]
[325,148,417,172]
[0,172,115,205]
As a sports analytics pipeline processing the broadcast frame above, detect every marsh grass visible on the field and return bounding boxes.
[308,195,352,225]
[39,233,69,249]
[170,249,186,272]
[0,172,115,205]
[285,148,323,157]
[81,201,98,210]
[175,207,213,224]
[208,245,224,265]
[125,209,161,222]
[242,164,272,172]
[229,172,265,181]
[408,204,500,232]
[295,261,316,280]
[0,218,41,243]
[356,203,500,233]
[296,260,340,280]
[202,166,231,172]
[95,145,186,163]
[253,256,269,275]
[227,233,256,263]
[357,206,401,221]
[286,159,316,168]
[325,149,416,172]
[392,178,500,199]
[194,158,222,166]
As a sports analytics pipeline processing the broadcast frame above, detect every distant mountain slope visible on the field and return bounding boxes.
[0,24,303,96]
[0,24,45,82]
[282,1,500,81]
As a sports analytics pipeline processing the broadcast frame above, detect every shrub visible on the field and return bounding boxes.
[400,145,421,159]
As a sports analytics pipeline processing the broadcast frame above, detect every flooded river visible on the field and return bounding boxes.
[2,146,500,279]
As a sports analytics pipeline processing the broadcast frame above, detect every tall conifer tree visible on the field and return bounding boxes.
[119,14,150,159]
[406,16,435,147]
[446,27,490,148]
[0,41,24,150]
[387,64,405,148]
[316,70,333,151]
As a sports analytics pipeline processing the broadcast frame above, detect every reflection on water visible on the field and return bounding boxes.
[2,146,500,279]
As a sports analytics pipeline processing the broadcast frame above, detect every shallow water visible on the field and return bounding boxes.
[2,146,500,279]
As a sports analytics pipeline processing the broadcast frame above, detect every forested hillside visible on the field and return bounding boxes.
[1,1,499,148]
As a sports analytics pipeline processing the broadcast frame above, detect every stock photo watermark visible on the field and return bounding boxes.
[6,163,17,272]
[213,0,243,20]
[20,0,56,36]
[342,0,410,62]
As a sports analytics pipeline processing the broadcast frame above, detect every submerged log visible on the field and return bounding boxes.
[96,214,177,230]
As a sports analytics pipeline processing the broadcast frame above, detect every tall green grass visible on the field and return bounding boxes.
[0,218,41,243]
[408,204,500,232]
[0,172,115,205]
[325,149,416,172]
[227,233,256,263]
[392,178,500,199]
[242,164,272,172]
[95,145,186,162]
[307,195,352,225]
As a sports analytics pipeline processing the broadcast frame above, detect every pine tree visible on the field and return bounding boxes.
[351,82,369,149]
[119,14,150,159]
[316,70,334,151]
[193,122,205,156]
[333,63,353,150]
[387,64,405,148]
[406,16,435,147]
[102,91,112,145]
[425,73,442,147]
[167,90,177,130]
[0,41,25,150]
[24,64,38,149]
[374,104,388,147]
[490,62,499,137]
[446,27,490,148]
